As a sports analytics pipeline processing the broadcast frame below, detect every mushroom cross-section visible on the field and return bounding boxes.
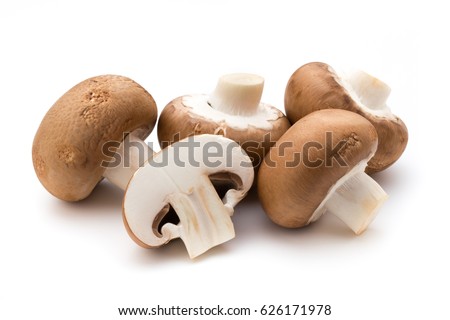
[32,75,157,201]
[284,62,408,173]
[123,134,254,259]
[158,73,291,169]
[258,109,388,235]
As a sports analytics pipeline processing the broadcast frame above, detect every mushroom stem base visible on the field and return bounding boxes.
[165,175,235,259]
[323,170,388,235]
[208,73,264,116]
[345,70,391,110]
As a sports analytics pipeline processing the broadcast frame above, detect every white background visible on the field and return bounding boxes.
[1,1,448,319]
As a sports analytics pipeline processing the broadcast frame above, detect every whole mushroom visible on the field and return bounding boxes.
[284,62,408,173]
[258,109,388,234]
[32,75,157,201]
[158,73,291,169]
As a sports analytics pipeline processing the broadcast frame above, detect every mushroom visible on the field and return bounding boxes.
[284,62,408,173]
[32,75,157,201]
[123,134,254,259]
[158,73,291,169]
[258,109,388,234]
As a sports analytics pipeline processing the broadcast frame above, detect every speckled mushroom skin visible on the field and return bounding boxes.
[284,62,408,173]
[258,109,378,228]
[157,96,291,169]
[32,75,157,201]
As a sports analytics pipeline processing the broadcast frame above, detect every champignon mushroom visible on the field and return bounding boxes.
[123,134,254,259]
[32,75,157,201]
[284,62,408,173]
[158,73,291,169]
[258,109,388,235]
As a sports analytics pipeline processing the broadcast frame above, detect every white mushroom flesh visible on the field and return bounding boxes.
[308,160,388,235]
[123,134,254,258]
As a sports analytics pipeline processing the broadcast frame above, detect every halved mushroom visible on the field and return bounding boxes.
[158,73,291,169]
[258,109,388,234]
[32,75,157,201]
[284,62,408,173]
[123,134,254,258]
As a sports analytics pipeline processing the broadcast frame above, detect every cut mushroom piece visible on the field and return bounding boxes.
[158,73,291,169]
[284,62,408,173]
[258,109,388,234]
[123,134,254,259]
[32,75,157,201]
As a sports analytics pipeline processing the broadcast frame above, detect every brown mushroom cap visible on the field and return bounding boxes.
[258,109,378,228]
[32,75,157,201]
[284,62,408,173]
[157,95,291,169]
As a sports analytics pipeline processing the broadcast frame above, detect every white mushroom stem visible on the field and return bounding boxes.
[310,161,388,235]
[164,175,235,258]
[324,171,387,234]
[346,70,391,109]
[338,69,392,112]
[103,132,153,190]
[208,73,264,116]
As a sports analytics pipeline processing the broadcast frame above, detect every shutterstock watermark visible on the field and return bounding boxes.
[263,132,349,168]
[101,132,349,169]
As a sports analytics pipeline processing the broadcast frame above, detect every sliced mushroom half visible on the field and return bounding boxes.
[123,134,254,259]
